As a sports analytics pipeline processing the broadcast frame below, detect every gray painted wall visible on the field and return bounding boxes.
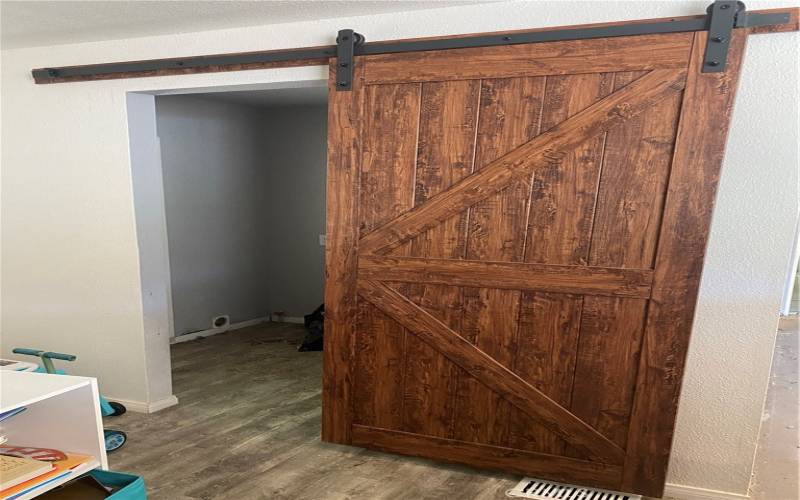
[155,96,327,335]
[156,95,269,335]
[261,106,328,318]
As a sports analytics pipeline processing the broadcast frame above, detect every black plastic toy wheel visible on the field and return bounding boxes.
[108,401,127,416]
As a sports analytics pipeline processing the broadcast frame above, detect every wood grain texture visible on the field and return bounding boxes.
[508,71,611,454]
[321,60,364,444]
[620,30,749,498]
[569,297,647,451]
[452,76,545,446]
[559,68,682,460]
[525,72,615,266]
[746,7,800,34]
[364,33,692,84]
[352,425,624,490]
[359,83,421,233]
[588,70,681,269]
[357,279,626,464]
[358,256,653,298]
[507,72,615,456]
[352,82,421,431]
[507,292,582,455]
[358,68,688,256]
[401,80,480,438]
[330,24,757,496]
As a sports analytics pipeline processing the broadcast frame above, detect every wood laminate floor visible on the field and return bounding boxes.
[108,321,796,499]
[107,323,517,500]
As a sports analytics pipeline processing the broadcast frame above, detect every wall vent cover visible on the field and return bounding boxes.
[506,478,641,500]
[212,315,230,329]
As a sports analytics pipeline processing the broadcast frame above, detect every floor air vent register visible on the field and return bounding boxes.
[507,478,642,500]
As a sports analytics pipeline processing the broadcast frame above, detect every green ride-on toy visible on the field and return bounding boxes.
[12,348,128,452]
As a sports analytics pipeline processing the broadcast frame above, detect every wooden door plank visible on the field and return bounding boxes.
[322,60,365,444]
[569,297,647,451]
[563,69,683,459]
[359,68,688,256]
[352,425,624,490]
[452,76,546,446]
[509,71,615,455]
[507,292,583,455]
[511,72,614,455]
[620,30,748,498]
[363,33,692,83]
[352,82,421,431]
[358,279,626,464]
[401,80,480,438]
[358,255,653,298]
[588,70,682,269]
[525,72,615,266]
[359,83,422,233]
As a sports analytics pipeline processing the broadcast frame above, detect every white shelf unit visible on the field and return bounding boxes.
[1,371,108,499]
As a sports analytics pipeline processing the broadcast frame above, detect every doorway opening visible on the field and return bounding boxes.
[157,86,327,340]
[126,79,329,416]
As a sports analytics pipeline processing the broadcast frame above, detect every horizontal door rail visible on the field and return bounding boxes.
[358,256,653,298]
[351,425,624,490]
[31,5,796,84]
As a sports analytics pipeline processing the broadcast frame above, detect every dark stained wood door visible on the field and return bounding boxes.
[323,26,748,498]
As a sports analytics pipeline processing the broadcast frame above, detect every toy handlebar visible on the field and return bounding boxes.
[13,348,76,373]
[12,348,77,361]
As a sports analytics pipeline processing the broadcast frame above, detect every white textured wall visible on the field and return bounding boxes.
[126,93,174,405]
[1,1,797,496]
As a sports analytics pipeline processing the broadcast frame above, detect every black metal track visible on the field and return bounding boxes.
[31,8,790,82]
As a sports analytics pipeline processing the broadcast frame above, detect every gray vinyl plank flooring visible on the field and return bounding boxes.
[107,323,517,499]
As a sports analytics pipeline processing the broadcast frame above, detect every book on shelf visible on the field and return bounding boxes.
[0,455,54,491]
[0,451,93,500]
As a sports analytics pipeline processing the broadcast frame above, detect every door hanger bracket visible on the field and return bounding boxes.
[336,29,365,91]
[702,1,745,73]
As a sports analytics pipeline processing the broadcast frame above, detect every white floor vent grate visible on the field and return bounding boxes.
[506,478,641,500]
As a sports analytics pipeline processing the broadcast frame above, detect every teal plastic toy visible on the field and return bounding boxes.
[12,348,128,452]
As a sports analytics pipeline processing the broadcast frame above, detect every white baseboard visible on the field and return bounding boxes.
[170,316,268,344]
[663,483,749,500]
[108,395,179,414]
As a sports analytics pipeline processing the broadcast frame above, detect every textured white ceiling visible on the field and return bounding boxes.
[0,0,485,50]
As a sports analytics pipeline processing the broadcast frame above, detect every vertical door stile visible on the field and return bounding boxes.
[621,30,748,496]
[322,58,366,445]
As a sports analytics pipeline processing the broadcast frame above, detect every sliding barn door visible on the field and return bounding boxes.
[323,28,746,497]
